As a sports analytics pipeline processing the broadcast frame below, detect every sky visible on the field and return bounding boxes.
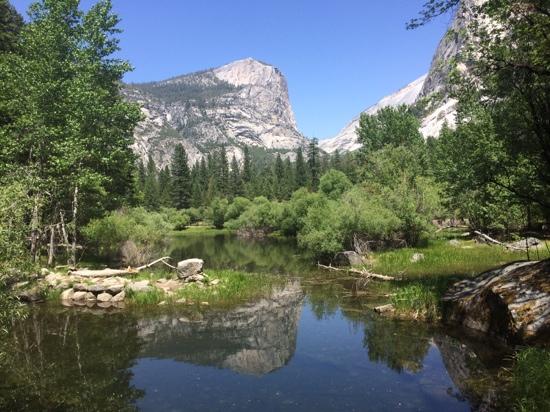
[11,0,452,140]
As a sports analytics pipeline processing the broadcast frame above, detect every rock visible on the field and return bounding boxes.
[85,292,96,302]
[40,268,50,276]
[442,259,550,344]
[128,280,152,293]
[17,287,44,303]
[186,274,205,283]
[111,291,126,302]
[72,291,88,301]
[410,253,425,263]
[200,301,209,306]
[209,279,220,286]
[177,259,204,279]
[374,304,395,314]
[107,285,124,295]
[158,301,167,306]
[97,292,112,303]
[60,288,75,301]
[176,298,187,304]
[449,239,461,247]
[507,237,541,250]
[97,302,112,309]
[334,251,366,267]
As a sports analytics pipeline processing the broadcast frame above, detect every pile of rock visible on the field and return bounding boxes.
[60,276,127,308]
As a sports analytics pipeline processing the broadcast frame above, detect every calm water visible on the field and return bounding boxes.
[0,234,508,411]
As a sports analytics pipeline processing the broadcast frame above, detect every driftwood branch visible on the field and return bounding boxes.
[317,263,395,281]
[69,256,173,278]
[473,231,524,251]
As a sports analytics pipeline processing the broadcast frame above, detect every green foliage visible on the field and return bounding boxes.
[224,196,252,222]
[0,0,24,53]
[82,207,171,265]
[510,347,550,412]
[319,169,352,200]
[171,144,191,209]
[209,197,228,229]
[279,188,322,236]
[357,105,423,155]
[391,282,440,321]
[226,196,283,234]
[307,139,320,190]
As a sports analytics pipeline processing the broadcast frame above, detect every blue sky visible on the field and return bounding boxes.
[11,0,452,139]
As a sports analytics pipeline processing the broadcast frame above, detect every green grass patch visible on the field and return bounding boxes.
[369,239,548,279]
[171,226,232,237]
[126,269,282,308]
[509,347,550,412]
[390,281,441,321]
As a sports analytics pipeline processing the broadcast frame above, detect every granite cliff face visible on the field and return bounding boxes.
[320,0,480,154]
[125,58,308,168]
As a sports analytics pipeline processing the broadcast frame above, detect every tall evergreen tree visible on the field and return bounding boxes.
[242,146,252,184]
[273,153,285,200]
[0,0,24,53]
[295,147,307,189]
[158,166,172,208]
[218,146,229,196]
[171,144,191,209]
[229,155,242,198]
[307,139,320,191]
[143,154,159,210]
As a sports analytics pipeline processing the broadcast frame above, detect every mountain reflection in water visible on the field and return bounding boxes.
[0,281,507,412]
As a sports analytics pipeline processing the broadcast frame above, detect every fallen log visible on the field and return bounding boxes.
[69,256,173,278]
[473,231,525,251]
[374,304,395,314]
[317,263,395,281]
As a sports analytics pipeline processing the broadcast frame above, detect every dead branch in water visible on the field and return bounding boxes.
[69,256,173,278]
[317,263,396,281]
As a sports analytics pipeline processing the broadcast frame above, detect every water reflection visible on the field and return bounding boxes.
[168,233,315,274]
[137,282,304,375]
[0,283,508,411]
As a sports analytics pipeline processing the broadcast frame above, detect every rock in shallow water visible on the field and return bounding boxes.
[442,259,550,344]
[334,251,365,267]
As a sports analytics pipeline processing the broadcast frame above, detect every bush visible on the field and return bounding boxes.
[225,197,283,235]
[82,207,172,266]
[279,188,322,236]
[224,197,252,222]
[160,208,190,230]
[319,169,352,200]
[209,198,228,229]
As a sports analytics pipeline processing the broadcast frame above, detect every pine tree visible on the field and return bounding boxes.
[218,146,229,196]
[331,150,342,171]
[229,155,242,198]
[158,166,172,208]
[171,144,191,209]
[295,147,307,189]
[283,157,294,198]
[0,0,24,53]
[307,139,320,191]
[274,153,285,200]
[242,146,252,183]
[143,154,159,210]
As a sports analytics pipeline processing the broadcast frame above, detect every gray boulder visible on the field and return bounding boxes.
[177,259,204,279]
[507,237,541,250]
[442,259,550,344]
[334,251,365,267]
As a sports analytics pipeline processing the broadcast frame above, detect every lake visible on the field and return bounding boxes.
[0,233,509,411]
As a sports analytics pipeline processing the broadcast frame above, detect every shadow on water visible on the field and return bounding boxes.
[0,235,512,411]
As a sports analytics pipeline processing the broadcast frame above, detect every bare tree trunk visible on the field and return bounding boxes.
[30,195,41,263]
[70,184,79,267]
[47,225,56,267]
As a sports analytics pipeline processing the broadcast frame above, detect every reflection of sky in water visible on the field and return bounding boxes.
[131,304,469,412]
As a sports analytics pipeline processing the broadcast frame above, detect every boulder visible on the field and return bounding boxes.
[17,287,44,303]
[128,280,152,293]
[97,292,112,303]
[85,292,96,302]
[177,259,204,279]
[334,251,365,267]
[60,288,74,301]
[72,291,88,301]
[186,274,205,283]
[111,291,126,302]
[107,284,124,295]
[442,259,550,344]
[507,237,541,250]
[410,253,425,263]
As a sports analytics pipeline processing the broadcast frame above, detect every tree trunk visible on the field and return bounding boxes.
[29,195,41,263]
[47,225,56,267]
[69,185,79,267]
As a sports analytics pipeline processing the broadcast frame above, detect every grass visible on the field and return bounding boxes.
[170,226,232,237]
[127,269,283,308]
[509,347,550,412]
[369,238,549,279]
[365,234,549,321]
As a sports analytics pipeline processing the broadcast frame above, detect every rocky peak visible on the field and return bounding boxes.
[125,58,307,169]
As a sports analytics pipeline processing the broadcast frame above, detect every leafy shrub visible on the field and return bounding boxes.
[319,169,352,200]
[160,208,190,230]
[226,197,283,234]
[279,189,322,236]
[209,198,228,229]
[83,207,172,265]
[224,197,252,222]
